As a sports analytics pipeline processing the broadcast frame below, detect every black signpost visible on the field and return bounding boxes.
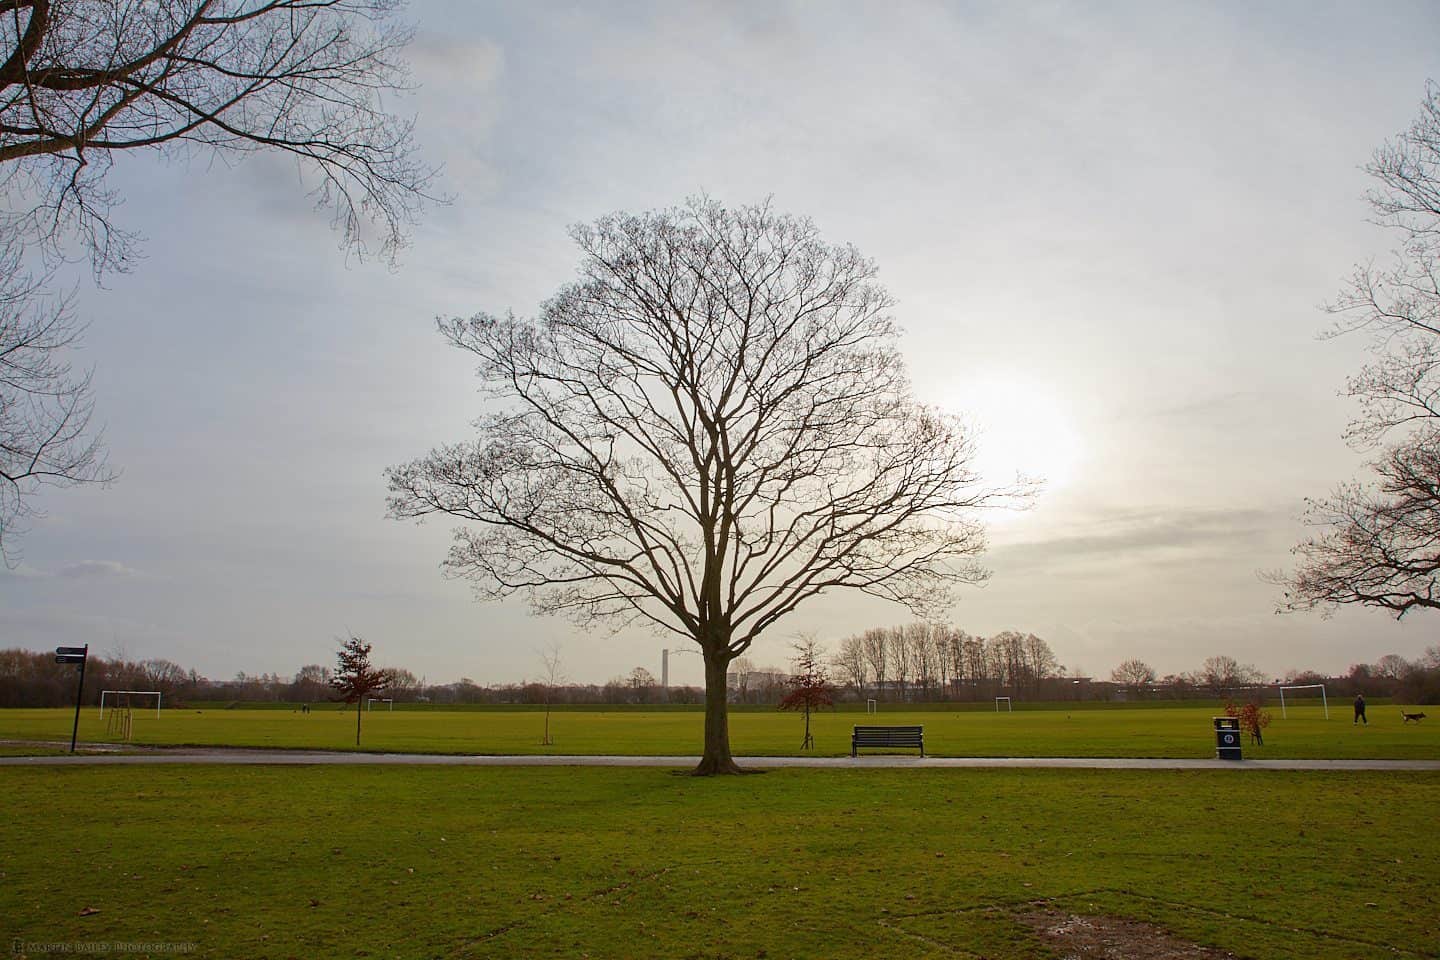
[56,645,88,753]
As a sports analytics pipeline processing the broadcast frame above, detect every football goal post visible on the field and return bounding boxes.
[865,699,877,714]
[1278,684,1328,720]
[995,696,1012,712]
[367,698,394,711]
[98,690,162,719]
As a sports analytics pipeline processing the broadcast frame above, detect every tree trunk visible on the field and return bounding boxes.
[692,649,747,775]
[355,699,362,747]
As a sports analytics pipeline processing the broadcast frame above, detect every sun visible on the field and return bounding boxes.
[931,374,1084,494]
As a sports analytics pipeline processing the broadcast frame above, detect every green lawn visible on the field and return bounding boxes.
[2,765,1435,958]
[1,702,1436,759]
[0,744,67,756]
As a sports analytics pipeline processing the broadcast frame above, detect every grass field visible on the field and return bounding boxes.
[2,701,1436,759]
[3,765,1436,959]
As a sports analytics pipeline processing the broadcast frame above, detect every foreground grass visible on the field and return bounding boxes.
[1,766,1436,959]
[1,703,1436,759]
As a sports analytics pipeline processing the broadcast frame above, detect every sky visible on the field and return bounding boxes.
[3,1,1438,686]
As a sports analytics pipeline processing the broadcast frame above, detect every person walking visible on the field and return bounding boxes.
[1354,693,1367,725]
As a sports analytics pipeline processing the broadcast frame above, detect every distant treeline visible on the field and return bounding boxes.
[1331,650,1440,704]
[1,640,1436,709]
[1103,650,1440,706]
[819,625,1438,705]
[0,648,709,708]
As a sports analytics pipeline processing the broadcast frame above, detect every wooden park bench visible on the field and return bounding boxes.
[851,724,924,757]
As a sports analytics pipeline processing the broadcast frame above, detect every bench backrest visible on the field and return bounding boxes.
[852,725,923,742]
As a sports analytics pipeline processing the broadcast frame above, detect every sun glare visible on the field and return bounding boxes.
[935,375,1084,494]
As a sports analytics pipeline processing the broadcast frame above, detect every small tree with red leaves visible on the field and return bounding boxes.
[331,636,394,747]
[779,636,835,750]
[1225,699,1272,746]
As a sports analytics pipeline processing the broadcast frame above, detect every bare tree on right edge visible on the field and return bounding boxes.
[1273,82,1440,620]
[1281,440,1438,615]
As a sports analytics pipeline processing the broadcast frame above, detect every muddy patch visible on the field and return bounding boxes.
[1015,909,1238,960]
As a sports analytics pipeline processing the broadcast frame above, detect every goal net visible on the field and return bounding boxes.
[367,697,394,711]
[995,696,1013,713]
[99,690,162,719]
[1277,684,1328,720]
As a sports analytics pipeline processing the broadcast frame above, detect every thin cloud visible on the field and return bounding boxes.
[56,560,141,580]
[990,507,1278,571]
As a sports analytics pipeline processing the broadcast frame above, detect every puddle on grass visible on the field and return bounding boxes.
[1015,909,1238,960]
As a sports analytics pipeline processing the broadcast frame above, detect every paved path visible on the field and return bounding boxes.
[4,748,1439,770]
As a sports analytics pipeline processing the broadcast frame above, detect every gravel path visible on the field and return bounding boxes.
[3,749,1439,770]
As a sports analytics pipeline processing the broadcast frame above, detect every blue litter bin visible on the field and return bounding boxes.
[1213,716,1242,760]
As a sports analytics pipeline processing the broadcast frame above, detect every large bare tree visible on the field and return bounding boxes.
[387,199,1014,774]
[1275,82,1440,619]
[0,0,437,557]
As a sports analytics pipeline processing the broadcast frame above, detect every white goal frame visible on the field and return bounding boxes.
[865,699,877,714]
[99,690,162,719]
[1278,684,1328,720]
[995,696,1012,713]
[367,697,394,711]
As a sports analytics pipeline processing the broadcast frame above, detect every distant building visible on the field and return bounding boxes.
[726,669,790,703]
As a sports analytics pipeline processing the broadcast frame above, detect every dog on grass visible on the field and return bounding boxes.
[1401,710,1427,723]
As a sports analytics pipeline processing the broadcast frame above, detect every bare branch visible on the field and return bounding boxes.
[1272,432,1440,618]
[1325,81,1440,447]
[0,0,438,556]
[1,0,441,269]
[1279,82,1440,620]
[0,236,115,563]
